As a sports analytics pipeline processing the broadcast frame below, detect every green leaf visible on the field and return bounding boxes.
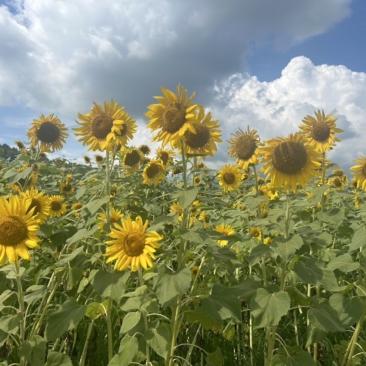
[272,235,303,262]
[329,294,364,327]
[248,245,273,265]
[327,254,359,273]
[56,246,84,267]
[148,215,175,231]
[348,228,366,252]
[144,323,171,359]
[201,285,241,321]
[230,278,261,300]
[206,347,224,366]
[306,324,327,348]
[121,312,141,334]
[66,225,98,246]
[317,268,341,291]
[286,287,310,307]
[91,269,130,301]
[180,228,204,243]
[24,285,47,304]
[0,314,20,334]
[85,195,110,214]
[153,266,191,307]
[185,308,223,331]
[108,335,139,366]
[45,298,87,341]
[76,186,87,200]
[317,208,344,227]
[293,261,323,285]
[245,196,268,210]
[45,352,73,366]
[208,245,238,261]
[85,301,107,320]
[172,186,198,209]
[271,351,316,366]
[18,335,46,366]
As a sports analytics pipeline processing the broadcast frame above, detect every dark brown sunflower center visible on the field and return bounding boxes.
[159,152,169,165]
[252,230,260,237]
[26,198,41,215]
[223,172,236,185]
[62,184,73,192]
[124,151,141,167]
[310,122,331,142]
[185,125,210,149]
[91,115,113,139]
[51,201,62,211]
[146,163,160,178]
[162,103,186,133]
[139,145,150,155]
[272,141,308,175]
[333,177,342,187]
[124,231,145,256]
[110,217,117,223]
[36,122,61,143]
[95,155,104,163]
[235,135,257,160]
[0,216,28,247]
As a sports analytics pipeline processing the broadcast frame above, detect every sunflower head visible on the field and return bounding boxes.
[156,148,175,167]
[123,149,143,174]
[139,144,151,156]
[350,156,366,190]
[143,160,165,186]
[215,223,235,247]
[249,227,262,240]
[48,195,67,217]
[20,188,50,224]
[95,154,104,163]
[218,164,243,193]
[15,140,26,151]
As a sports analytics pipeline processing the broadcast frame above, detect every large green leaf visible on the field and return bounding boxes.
[0,314,20,334]
[85,195,110,215]
[185,308,223,331]
[45,298,87,341]
[108,335,139,366]
[327,254,359,273]
[206,347,224,366]
[317,208,344,227]
[250,289,290,329]
[271,351,316,366]
[56,246,84,267]
[230,278,261,300]
[45,352,73,366]
[293,261,323,285]
[180,228,204,244]
[329,294,364,327]
[66,225,98,246]
[144,323,171,359]
[172,186,198,209]
[272,235,303,262]
[348,228,366,252]
[18,335,46,366]
[248,245,273,265]
[121,312,141,334]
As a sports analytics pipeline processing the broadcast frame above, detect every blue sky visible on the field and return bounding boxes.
[0,0,365,172]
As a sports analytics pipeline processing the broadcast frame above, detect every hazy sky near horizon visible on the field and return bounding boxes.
[0,0,365,172]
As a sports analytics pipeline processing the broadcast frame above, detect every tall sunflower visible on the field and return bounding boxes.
[350,156,366,190]
[143,160,165,186]
[215,223,235,247]
[0,195,40,265]
[146,85,200,147]
[259,133,321,192]
[20,188,50,224]
[48,196,68,217]
[74,100,136,151]
[217,164,243,192]
[105,215,163,272]
[27,114,69,152]
[228,126,261,171]
[123,148,143,174]
[299,110,343,152]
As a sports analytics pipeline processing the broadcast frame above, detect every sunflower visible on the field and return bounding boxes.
[194,176,201,185]
[98,207,123,232]
[0,195,41,265]
[20,188,50,224]
[264,237,272,245]
[48,196,67,217]
[249,227,262,241]
[95,155,104,163]
[191,266,200,279]
[15,140,26,151]
[299,110,343,152]
[171,166,183,176]
[145,84,200,147]
[350,156,366,190]
[143,160,165,186]
[215,223,235,247]
[27,114,69,152]
[259,133,321,192]
[123,148,143,174]
[218,164,243,192]
[329,177,345,190]
[83,156,91,164]
[156,147,175,168]
[60,181,75,195]
[139,145,151,156]
[105,215,163,272]
[71,202,84,217]
[228,126,261,171]
[74,100,136,151]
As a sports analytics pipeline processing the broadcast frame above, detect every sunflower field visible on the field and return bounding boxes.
[1,85,366,366]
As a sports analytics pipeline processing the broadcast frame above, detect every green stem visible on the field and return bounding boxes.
[183,324,201,365]
[106,297,113,362]
[138,269,150,364]
[15,263,26,366]
[79,321,94,366]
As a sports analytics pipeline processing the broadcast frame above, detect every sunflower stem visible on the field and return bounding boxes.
[106,297,114,362]
[105,149,111,224]
[79,321,94,366]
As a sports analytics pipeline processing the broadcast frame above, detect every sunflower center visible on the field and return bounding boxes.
[272,141,308,175]
[124,231,145,256]
[253,230,260,237]
[51,201,62,211]
[235,135,257,160]
[310,122,331,142]
[62,183,73,192]
[159,152,169,165]
[36,122,61,144]
[185,125,210,149]
[162,103,186,133]
[26,198,41,215]
[223,172,236,185]
[333,177,342,187]
[0,216,28,247]
[124,151,141,167]
[91,115,114,139]
[146,163,160,178]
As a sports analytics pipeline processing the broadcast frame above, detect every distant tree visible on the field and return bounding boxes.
[0,144,20,161]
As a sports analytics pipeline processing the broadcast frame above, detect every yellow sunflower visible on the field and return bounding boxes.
[122,148,143,174]
[105,215,163,272]
[329,176,345,190]
[350,156,366,190]
[299,110,343,152]
[156,147,175,168]
[83,156,91,164]
[139,144,151,156]
[259,133,321,192]
[20,188,50,224]
[249,227,262,241]
[48,196,67,217]
[143,160,165,186]
[0,195,41,265]
[95,154,104,164]
[215,223,235,247]
[74,100,136,151]
[71,202,84,217]
[228,126,261,171]
[98,207,123,232]
[27,114,69,152]
[145,84,200,147]
[60,181,75,195]
[218,164,243,192]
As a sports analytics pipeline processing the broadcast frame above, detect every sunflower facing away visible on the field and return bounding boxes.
[228,126,261,171]
[146,84,200,147]
[215,223,235,247]
[350,156,366,190]
[74,100,136,151]
[48,195,68,217]
[0,195,41,265]
[20,188,50,224]
[259,133,321,192]
[299,110,343,152]
[139,144,151,156]
[105,215,163,272]
[156,147,175,168]
[27,114,69,152]
[143,160,166,186]
[217,164,244,192]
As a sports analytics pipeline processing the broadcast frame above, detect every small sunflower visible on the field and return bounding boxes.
[143,160,165,186]
[145,84,200,147]
[299,110,343,152]
[83,156,91,164]
[20,188,50,224]
[74,100,136,151]
[156,147,175,168]
[48,196,67,217]
[191,266,200,279]
[249,227,262,241]
[259,133,321,192]
[98,207,123,232]
[228,126,261,171]
[123,148,143,174]
[350,156,366,190]
[218,164,243,192]
[215,223,235,247]
[105,215,163,272]
[95,154,104,163]
[170,202,183,216]
[60,181,75,195]
[329,176,345,190]
[27,114,69,152]
[71,202,84,217]
[0,195,40,265]
[264,237,272,245]
[139,144,151,156]
[171,166,183,176]
[15,140,26,151]
[194,176,201,185]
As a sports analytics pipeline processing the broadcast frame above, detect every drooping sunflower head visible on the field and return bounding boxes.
[20,188,50,224]
[145,84,201,147]
[48,195,67,217]
[27,114,69,152]
[217,164,243,193]
[95,154,104,163]
[143,160,165,186]
[139,144,151,156]
[215,223,235,247]
[156,147,175,167]
[350,156,366,190]
[259,133,321,192]
[15,140,26,151]
[83,156,91,164]
[228,126,261,171]
[123,148,143,174]
[299,110,343,152]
